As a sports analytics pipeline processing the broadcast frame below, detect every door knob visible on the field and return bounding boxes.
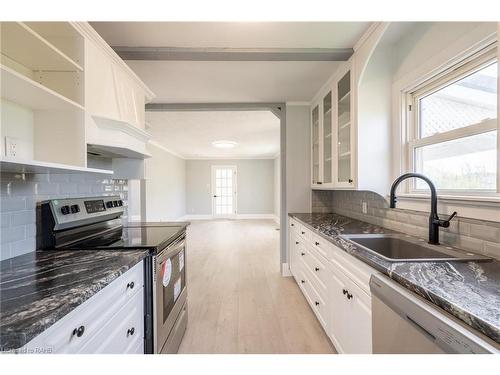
[127,327,135,337]
[315,267,320,272]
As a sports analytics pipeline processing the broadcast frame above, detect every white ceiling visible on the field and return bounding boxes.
[90,22,370,49]
[146,110,280,159]
[91,22,371,103]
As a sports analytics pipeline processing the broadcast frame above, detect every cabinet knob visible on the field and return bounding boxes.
[301,252,305,256]
[315,301,320,306]
[127,281,135,289]
[342,289,348,295]
[291,223,294,227]
[347,293,353,300]
[301,280,305,284]
[295,241,299,245]
[127,327,135,337]
[315,241,319,246]
[301,231,305,235]
[315,267,320,272]
[72,325,85,337]
[348,178,353,183]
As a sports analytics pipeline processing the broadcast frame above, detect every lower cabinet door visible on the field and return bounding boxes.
[78,289,144,354]
[328,266,372,354]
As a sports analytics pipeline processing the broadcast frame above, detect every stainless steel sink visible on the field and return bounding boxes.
[342,234,491,262]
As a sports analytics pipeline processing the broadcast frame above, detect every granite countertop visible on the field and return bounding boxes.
[0,249,148,352]
[289,212,500,344]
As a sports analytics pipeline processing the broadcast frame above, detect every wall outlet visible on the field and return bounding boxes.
[362,201,368,214]
[5,136,19,158]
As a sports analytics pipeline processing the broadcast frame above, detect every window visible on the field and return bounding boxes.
[407,48,498,195]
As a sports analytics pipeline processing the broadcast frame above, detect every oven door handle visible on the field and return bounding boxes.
[156,235,185,264]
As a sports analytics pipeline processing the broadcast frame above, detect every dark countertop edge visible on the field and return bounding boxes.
[0,250,149,351]
[287,212,499,344]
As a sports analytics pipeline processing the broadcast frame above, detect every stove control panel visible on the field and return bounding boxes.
[44,196,124,230]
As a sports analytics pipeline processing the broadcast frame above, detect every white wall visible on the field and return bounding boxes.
[285,104,311,213]
[274,155,280,221]
[186,159,275,215]
[144,143,186,221]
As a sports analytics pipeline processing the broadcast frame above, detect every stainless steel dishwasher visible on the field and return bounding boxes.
[370,274,499,354]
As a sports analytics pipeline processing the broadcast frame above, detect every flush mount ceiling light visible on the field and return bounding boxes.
[212,140,238,149]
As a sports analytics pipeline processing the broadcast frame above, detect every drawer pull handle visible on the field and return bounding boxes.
[295,241,299,245]
[314,267,320,272]
[347,293,353,300]
[72,325,85,338]
[342,289,348,295]
[301,280,305,284]
[301,252,305,256]
[127,281,135,290]
[127,327,135,337]
[315,301,320,306]
[315,241,319,246]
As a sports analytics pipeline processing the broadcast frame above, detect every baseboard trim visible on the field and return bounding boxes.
[281,263,292,277]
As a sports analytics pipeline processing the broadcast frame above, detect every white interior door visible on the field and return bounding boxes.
[212,165,237,217]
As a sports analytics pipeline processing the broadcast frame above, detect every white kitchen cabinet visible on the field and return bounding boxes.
[288,219,375,353]
[311,62,354,188]
[328,259,372,354]
[22,261,145,354]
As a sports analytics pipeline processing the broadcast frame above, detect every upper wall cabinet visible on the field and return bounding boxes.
[311,62,355,189]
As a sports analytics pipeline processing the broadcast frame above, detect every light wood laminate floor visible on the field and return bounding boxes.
[178,219,336,354]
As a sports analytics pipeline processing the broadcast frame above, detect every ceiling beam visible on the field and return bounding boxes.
[146,102,284,119]
[112,46,353,61]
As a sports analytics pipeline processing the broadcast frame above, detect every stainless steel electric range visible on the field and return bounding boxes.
[37,195,189,354]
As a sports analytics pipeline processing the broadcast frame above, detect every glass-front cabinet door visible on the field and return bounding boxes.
[322,91,333,185]
[336,69,353,186]
[311,104,320,185]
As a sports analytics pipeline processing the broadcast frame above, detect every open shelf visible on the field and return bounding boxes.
[338,91,351,104]
[1,22,83,72]
[1,64,84,111]
[339,121,351,130]
[0,157,113,175]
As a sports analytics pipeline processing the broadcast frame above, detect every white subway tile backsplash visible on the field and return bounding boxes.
[1,226,25,244]
[11,210,35,226]
[0,172,128,261]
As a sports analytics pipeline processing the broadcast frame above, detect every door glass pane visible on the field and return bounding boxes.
[414,131,497,190]
[419,62,497,137]
[337,70,351,183]
[312,105,320,183]
[323,91,332,184]
[214,167,234,215]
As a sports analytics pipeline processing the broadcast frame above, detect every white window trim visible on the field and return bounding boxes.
[404,45,499,197]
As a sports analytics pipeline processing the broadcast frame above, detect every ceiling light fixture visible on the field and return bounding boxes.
[212,140,238,149]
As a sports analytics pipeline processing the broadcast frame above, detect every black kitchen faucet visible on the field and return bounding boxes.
[389,173,457,245]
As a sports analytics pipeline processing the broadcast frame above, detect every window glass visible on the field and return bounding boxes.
[419,62,497,138]
[414,131,497,190]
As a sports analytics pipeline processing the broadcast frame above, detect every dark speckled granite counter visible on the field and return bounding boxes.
[289,212,500,344]
[0,250,148,352]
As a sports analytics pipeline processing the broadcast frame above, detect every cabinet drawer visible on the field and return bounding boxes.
[301,246,328,296]
[329,243,375,295]
[310,233,333,260]
[298,268,329,330]
[25,261,144,353]
[79,288,144,354]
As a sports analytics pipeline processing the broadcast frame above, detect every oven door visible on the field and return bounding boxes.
[154,234,186,352]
